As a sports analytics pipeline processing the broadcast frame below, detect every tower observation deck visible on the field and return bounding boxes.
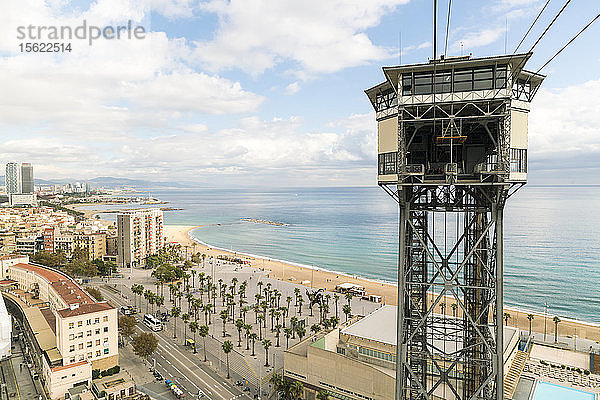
[365,53,545,400]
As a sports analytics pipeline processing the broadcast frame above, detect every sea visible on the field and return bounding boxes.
[89,186,600,324]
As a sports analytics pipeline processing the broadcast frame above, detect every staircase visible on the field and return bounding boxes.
[504,350,529,399]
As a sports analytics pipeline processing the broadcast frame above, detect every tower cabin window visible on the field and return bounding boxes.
[401,65,507,95]
[375,89,397,112]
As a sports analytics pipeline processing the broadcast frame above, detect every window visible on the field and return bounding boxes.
[378,152,397,175]
[95,328,100,335]
[402,74,412,95]
[510,148,527,173]
[96,340,100,346]
[69,357,75,363]
[87,352,92,358]
[104,327,109,333]
[473,67,493,90]
[104,348,109,354]
[69,334,75,340]
[453,68,472,92]
[69,322,74,329]
[96,350,101,357]
[374,89,397,112]
[87,330,92,337]
[94,318,100,324]
[78,343,83,350]
[495,65,507,89]
[69,345,75,352]
[79,355,84,361]
[77,332,83,339]
[87,341,92,348]
[87,319,91,325]
[103,316,108,322]
[413,72,433,95]
[77,321,83,327]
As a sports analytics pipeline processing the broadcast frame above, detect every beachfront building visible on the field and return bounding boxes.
[284,305,520,400]
[117,208,164,268]
[0,254,118,399]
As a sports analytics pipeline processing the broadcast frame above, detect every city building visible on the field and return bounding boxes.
[21,163,34,194]
[0,231,16,255]
[284,305,520,400]
[9,193,37,207]
[74,232,107,261]
[4,162,21,195]
[0,255,118,399]
[117,209,164,268]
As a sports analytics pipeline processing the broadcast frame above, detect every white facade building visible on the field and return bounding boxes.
[5,162,21,195]
[117,208,164,268]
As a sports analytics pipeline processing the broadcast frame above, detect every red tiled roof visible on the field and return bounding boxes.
[0,254,24,260]
[50,360,89,372]
[0,280,16,285]
[56,303,113,318]
[11,263,113,317]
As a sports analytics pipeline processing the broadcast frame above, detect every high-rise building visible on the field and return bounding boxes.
[117,209,164,268]
[5,162,21,195]
[21,163,34,193]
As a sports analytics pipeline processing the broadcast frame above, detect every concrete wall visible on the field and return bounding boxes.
[378,117,398,154]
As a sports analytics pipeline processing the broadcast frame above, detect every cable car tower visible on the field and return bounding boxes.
[365,50,545,400]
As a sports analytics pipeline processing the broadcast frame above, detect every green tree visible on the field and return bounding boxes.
[270,373,304,400]
[199,325,209,362]
[222,340,233,379]
[553,316,561,342]
[171,306,181,339]
[220,309,229,337]
[235,318,244,347]
[342,304,351,322]
[527,314,534,336]
[189,321,199,353]
[296,326,306,342]
[86,287,104,301]
[131,332,158,360]
[262,339,272,366]
[249,332,258,356]
[503,312,511,326]
[284,327,293,348]
[181,313,190,342]
[118,315,136,340]
[317,390,330,400]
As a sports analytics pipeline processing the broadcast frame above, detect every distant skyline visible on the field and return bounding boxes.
[1,0,599,187]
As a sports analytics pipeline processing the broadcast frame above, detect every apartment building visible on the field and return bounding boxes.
[1,255,118,399]
[0,232,16,255]
[117,209,164,268]
[73,232,107,260]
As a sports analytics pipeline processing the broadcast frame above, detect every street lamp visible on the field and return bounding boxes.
[543,302,549,342]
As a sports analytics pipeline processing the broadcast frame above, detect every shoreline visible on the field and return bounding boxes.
[164,224,600,343]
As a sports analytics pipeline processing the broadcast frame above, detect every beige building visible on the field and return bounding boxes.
[284,305,519,400]
[117,209,164,268]
[1,255,118,399]
[0,231,16,255]
[74,232,107,261]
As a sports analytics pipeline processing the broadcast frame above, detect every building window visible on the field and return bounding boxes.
[69,322,74,329]
[95,328,100,335]
[69,345,75,352]
[510,148,527,173]
[96,340,101,346]
[104,326,109,333]
[96,350,101,357]
[77,321,83,327]
[103,316,108,322]
[77,332,83,338]
[378,152,397,175]
[69,357,75,363]
[69,334,75,340]
[87,330,92,337]
[87,341,92,348]
[94,318,100,324]
[104,348,109,354]
[87,319,91,325]
[78,343,84,350]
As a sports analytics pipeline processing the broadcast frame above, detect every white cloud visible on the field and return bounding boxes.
[284,82,300,95]
[529,79,600,169]
[452,27,504,52]
[192,0,411,76]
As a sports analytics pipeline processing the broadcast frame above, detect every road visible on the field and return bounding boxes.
[99,286,250,400]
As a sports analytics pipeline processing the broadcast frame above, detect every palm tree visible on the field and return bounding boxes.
[503,312,511,326]
[553,316,561,342]
[249,333,258,356]
[284,327,293,348]
[262,339,272,366]
[317,390,330,400]
[131,284,144,310]
[290,316,298,338]
[235,319,244,347]
[270,373,304,400]
[199,325,209,362]
[275,324,282,347]
[144,289,153,313]
[189,321,199,353]
[440,302,446,315]
[171,306,181,338]
[298,297,303,316]
[345,292,352,305]
[296,326,306,342]
[244,324,252,350]
[220,309,229,337]
[191,269,196,288]
[181,313,190,342]
[451,303,458,318]
[222,340,233,379]
[156,295,164,316]
[333,294,339,319]
[203,303,212,325]
[342,304,351,322]
[257,314,264,340]
[311,324,321,335]
[293,288,300,306]
[527,314,534,336]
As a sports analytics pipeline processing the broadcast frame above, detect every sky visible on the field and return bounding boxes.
[0,0,599,187]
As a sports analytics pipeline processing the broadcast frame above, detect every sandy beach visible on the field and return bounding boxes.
[164,224,600,343]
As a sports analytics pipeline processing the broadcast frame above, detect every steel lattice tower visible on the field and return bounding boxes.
[365,53,544,400]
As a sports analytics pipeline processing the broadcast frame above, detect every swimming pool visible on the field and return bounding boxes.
[532,381,596,400]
